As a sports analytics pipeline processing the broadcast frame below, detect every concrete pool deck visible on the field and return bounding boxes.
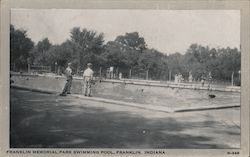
[10,88,240,148]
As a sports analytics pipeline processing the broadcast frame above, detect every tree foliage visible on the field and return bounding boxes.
[10,25,241,82]
[181,44,241,81]
[30,38,52,65]
[70,27,105,71]
[10,24,34,70]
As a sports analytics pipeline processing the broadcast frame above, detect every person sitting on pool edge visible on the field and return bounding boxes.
[82,63,94,97]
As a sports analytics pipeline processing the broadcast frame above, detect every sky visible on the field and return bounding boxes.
[11,9,240,54]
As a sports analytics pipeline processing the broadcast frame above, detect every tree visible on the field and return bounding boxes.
[216,47,241,80]
[115,32,146,52]
[99,32,147,78]
[10,24,34,71]
[30,38,52,65]
[101,32,170,79]
[70,27,105,71]
[180,44,240,81]
[137,49,168,80]
[167,52,185,79]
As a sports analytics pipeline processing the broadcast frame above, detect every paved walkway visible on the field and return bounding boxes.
[10,88,240,148]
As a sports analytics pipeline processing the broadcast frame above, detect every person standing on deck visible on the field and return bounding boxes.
[201,75,205,87]
[60,62,73,96]
[207,72,212,90]
[83,63,94,97]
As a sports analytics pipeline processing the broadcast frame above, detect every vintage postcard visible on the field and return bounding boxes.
[0,0,249,157]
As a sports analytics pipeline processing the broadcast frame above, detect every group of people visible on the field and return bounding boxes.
[174,72,213,88]
[60,62,94,97]
[174,74,184,83]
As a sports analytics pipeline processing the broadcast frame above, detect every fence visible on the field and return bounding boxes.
[29,65,51,73]
[95,67,158,81]
[94,66,240,87]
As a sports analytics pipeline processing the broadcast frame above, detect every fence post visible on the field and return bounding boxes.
[58,66,60,75]
[129,69,132,79]
[99,67,102,78]
[55,62,57,74]
[28,64,30,73]
[169,70,172,81]
[116,67,119,79]
[146,69,149,80]
[238,70,241,82]
[231,72,234,86]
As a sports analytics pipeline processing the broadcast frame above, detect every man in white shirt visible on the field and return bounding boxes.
[60,62,73,96]
[83,63,94,96]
